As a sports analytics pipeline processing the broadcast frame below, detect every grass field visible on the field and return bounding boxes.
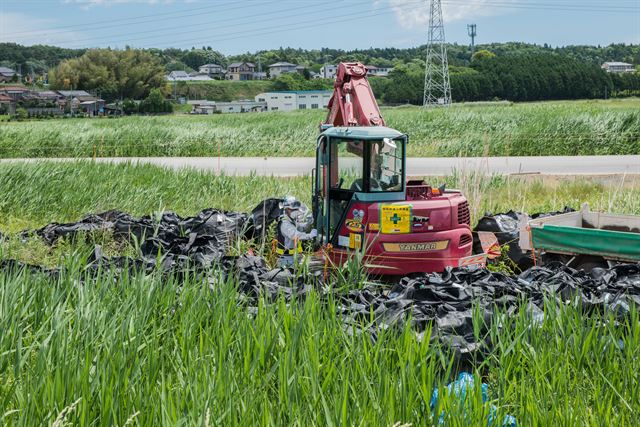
[0,161,639,232]
[0,99,638,158]
[0,162,639,425]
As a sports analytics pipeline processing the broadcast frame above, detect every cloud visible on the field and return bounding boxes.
[389,0,518,29]
[0,12,82,47]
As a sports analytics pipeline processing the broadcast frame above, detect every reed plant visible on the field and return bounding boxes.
[0,99,637,158]
[0,262,638,425]
[0,161,639,425]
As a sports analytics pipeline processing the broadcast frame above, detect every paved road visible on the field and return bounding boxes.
[2,156,639,176]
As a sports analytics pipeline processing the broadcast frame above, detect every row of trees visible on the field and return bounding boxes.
[3,42,638,77]
[373,53,640,104]
[3,43,638,106]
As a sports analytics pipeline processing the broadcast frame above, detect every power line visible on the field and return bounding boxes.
[98,0,428,50]
[9,1,254,36]
[33,0,372,48]
[442,0,640,13]
[7,0,638,48]
[10,0,350,37]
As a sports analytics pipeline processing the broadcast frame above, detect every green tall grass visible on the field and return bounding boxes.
[0,99,638,158]
[0,161,638,233]
[0,261,638,425]
[0,162,639,425]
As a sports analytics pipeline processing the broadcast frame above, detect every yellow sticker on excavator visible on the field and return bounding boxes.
[349,233,362,249]
[380,205,411,234]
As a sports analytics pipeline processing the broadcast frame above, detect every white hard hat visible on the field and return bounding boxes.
[280,196,302,210]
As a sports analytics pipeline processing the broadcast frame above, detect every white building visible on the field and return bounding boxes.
[366,65,392,77]
[198,63,225,78]
[255,90,333,112]
[601,62,636,73]
[268,62,298,78]
[189,100,267,114]
[319,64,338,79]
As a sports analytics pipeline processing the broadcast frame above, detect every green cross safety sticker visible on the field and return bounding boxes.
[380,205,411,234]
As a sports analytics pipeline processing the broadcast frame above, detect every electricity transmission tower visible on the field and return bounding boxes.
[423,0,451,107]
[467,24,477,54]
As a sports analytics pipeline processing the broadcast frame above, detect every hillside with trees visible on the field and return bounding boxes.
[2,41,638,74]
[0,43,86,74]
[1,42,638,103]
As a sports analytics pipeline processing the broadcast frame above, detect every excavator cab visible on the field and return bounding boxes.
[313,126,408,247]
[311,62,473,275]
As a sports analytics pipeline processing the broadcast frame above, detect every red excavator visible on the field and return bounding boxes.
[312,62,477,275]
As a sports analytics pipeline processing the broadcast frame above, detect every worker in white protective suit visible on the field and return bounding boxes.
[276,196,317,268]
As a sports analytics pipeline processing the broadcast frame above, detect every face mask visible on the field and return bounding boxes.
[290,208,311,230]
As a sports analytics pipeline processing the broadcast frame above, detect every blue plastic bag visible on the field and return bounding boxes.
[430,372,517,426]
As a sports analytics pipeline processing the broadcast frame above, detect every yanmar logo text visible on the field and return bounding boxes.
[383,241,449,252]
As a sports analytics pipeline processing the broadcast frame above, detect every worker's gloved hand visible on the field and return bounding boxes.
[309,229,318,238]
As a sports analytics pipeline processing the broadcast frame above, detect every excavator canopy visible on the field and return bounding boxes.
[319,125,403,140]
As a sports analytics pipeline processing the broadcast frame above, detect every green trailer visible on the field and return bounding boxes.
[521,204,640,269]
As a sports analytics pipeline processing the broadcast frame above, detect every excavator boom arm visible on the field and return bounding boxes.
[325,62,385,127]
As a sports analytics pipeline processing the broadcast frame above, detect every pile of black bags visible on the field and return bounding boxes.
[2,204,640,364]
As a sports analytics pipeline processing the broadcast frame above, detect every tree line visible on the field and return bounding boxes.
[372,53,639,104]
[1,42,638,104]
[2,42,638,74]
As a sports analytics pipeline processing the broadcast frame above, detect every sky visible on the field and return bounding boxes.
[0,0,638,54]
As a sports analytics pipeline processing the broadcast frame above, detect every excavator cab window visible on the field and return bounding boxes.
[330,136,405,194]
[369,137,404,192]
[325,139,364,239]
[330,139,364,191]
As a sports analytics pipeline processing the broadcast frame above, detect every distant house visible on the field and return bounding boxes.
[253,71,268,80]
[255,90,332,112]
[268,62,298,78]
[36,91,64,103]
[0,67,20,83]
[0,93,14,114]
[268,63,308,78]
[56,90,105,115]
[0,86,30,100]
[188,73,214,81]
[0,87,67,115]
[366,65,392,77]
[198,63,225,78]
[319,64,338,79]
[56,90,94,99]
[601,62,636,73]
[167,71,190,81]
[226,62,255,81]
